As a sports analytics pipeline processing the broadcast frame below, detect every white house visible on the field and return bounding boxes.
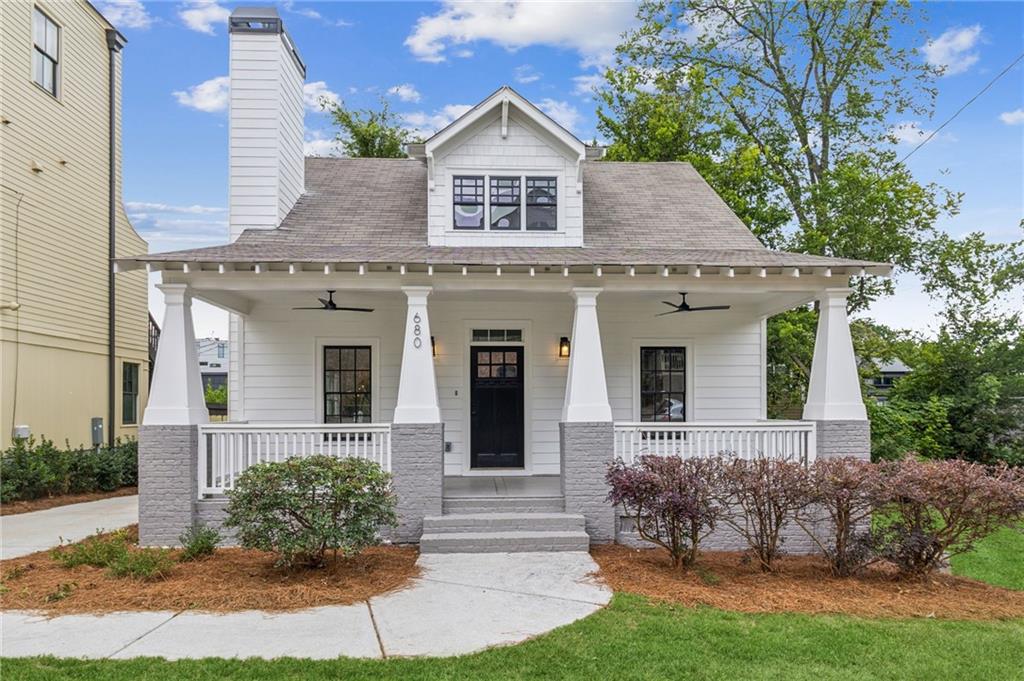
[115,7,887,551]
[195,337,229,392]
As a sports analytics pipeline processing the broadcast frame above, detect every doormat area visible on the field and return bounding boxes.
[0,526,419,615]
[0,487,137,516]
[592,544,1024,621]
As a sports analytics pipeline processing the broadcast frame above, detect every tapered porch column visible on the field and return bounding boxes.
[803,288,870,459]
[139,284,207,546]
[560,287,615,542]
[392,286,443,542]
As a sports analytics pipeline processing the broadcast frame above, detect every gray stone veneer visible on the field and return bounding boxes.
[560,421,615,542]
[390,422,444,543]
[138,425,198,547]
[814,419,871,460]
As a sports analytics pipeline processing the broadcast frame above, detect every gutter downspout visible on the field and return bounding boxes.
[106,29,127,447]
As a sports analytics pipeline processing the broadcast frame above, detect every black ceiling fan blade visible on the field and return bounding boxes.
[332,306,375,312]
[687,305,732,311]
[292,306,329,310]
[656,309,684,316]
[661,301,680,308]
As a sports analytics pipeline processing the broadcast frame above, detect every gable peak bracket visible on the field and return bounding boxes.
[426,151,435,191]
[500,98,509,139]
[575,154,585,194]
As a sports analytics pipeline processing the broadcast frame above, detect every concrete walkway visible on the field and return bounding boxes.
[1,496,139,559]
[1,551,611,659]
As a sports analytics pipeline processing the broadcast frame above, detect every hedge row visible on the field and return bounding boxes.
[0,438,138,503]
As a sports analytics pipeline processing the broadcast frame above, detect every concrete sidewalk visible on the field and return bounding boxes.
[1,551,611,659]
[1,496,139,559]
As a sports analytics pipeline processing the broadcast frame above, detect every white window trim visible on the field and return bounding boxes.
[460,319,534,476]
[31,5,61,100]
[313,337,381,425]
[447,168,563,236]
[630,338,696,423]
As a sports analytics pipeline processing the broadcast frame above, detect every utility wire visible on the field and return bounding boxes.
[897,50,1024,167]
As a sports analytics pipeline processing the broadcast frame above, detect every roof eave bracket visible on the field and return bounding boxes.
[427,151,435,191]
[500,98,509,139]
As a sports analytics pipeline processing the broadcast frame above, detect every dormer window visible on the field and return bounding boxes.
[453,176,485,229]
[452,174,558,232]
[490,177,521,230]
[526,178,557,230]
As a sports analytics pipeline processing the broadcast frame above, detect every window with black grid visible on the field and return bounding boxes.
[323,346,372,423]
[122,363,139,425]
[489,176,521,230]
[525,177,557,230]
[640,347,686,422]
[453,176,484,229]
[32,8,59,96]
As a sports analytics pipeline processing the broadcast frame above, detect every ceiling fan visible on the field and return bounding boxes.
[292,290,373,313]
[657,292,731,316]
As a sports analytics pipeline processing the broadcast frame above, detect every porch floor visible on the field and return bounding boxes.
[442,476,561,498]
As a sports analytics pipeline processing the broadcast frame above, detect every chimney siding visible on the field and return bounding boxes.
[228,13,304,241]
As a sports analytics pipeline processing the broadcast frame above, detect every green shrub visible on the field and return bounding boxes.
[179,524,220,562]
[51,529,172,581]
[0,437,137,502]
[224,455,397,568]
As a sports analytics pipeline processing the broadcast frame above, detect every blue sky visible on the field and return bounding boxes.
[96,1,1024,338]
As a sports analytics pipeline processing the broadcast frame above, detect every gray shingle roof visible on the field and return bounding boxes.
[130,157,887,269]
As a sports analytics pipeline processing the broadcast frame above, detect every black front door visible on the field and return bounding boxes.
[470,346,524,468]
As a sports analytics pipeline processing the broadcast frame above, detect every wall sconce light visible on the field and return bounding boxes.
[431,335,436,357]
[559,336,571,358]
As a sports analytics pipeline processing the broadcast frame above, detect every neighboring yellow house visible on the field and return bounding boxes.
[0,0,150,447]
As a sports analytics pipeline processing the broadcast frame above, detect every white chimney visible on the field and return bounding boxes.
[228,7,305,241]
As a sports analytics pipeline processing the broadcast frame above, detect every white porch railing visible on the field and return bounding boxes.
[198,423,392,497]
[613,421,816,465]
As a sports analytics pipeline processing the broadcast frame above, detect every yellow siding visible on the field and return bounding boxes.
[0,0,149,446]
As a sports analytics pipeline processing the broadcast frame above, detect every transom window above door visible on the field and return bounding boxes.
[640,347,686,422]
[324,346,371,423]
[453,175,557,231]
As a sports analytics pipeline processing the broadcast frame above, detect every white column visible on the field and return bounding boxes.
[394,286,441,423]
[144,284,208,425]
[802,288,867,421]
[562,287,613,422]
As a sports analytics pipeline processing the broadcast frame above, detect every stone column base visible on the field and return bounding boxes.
[390,423,444,543]
[138,424,198,547]
[814,420,871,460]
[560,421,615,543]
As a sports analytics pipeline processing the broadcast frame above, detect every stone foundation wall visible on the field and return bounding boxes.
[815,420,871,460]
[560,421,615,542]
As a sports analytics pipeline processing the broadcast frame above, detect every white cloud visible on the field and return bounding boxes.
[453,48,474,58]
[923,25,983,76]
[281,1,352,27]
[95,0,152,29]
[889,121,956,146]
[514,65,541,84]
[405,1,636,67]
[537,99,582,132]
[999,108,1024,125]
[172,76,229,113]
[304,129,340,157]
[179,1,230,35]
[402,104,473,136]
[126,201,224,215]
[572,73,604,96]
[304,81,341,111]
[388,83,422,103]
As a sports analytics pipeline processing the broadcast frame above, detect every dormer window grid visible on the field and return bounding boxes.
[452,174,557,232]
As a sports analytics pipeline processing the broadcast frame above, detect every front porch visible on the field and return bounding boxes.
[137,265,871,549]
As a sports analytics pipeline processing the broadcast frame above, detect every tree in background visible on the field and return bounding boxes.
[601,1,1024,461]
[321,97,417,158]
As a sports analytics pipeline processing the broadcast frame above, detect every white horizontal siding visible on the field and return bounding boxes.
[237,293,765,475]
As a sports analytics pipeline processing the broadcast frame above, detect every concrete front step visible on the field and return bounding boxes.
[442,496,565,514]
[424,512,585,534]
[420,530,591,554]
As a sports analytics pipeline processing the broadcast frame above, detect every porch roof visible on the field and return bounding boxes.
[116,157,890,275]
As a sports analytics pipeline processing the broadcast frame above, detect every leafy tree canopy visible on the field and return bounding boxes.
[321,97,417,158]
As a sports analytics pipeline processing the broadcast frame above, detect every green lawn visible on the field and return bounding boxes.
[951,526,1024,590]
[5,529,1023,680]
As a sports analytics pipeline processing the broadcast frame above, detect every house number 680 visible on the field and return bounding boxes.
[412,313,423,349]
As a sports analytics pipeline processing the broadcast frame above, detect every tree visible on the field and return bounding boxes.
[321,97,416,158]
[609,0,960,310]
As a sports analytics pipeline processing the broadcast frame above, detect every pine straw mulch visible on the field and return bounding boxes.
[592,544,1024,621]
[0,526,420,615]
[0,487,137,516]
